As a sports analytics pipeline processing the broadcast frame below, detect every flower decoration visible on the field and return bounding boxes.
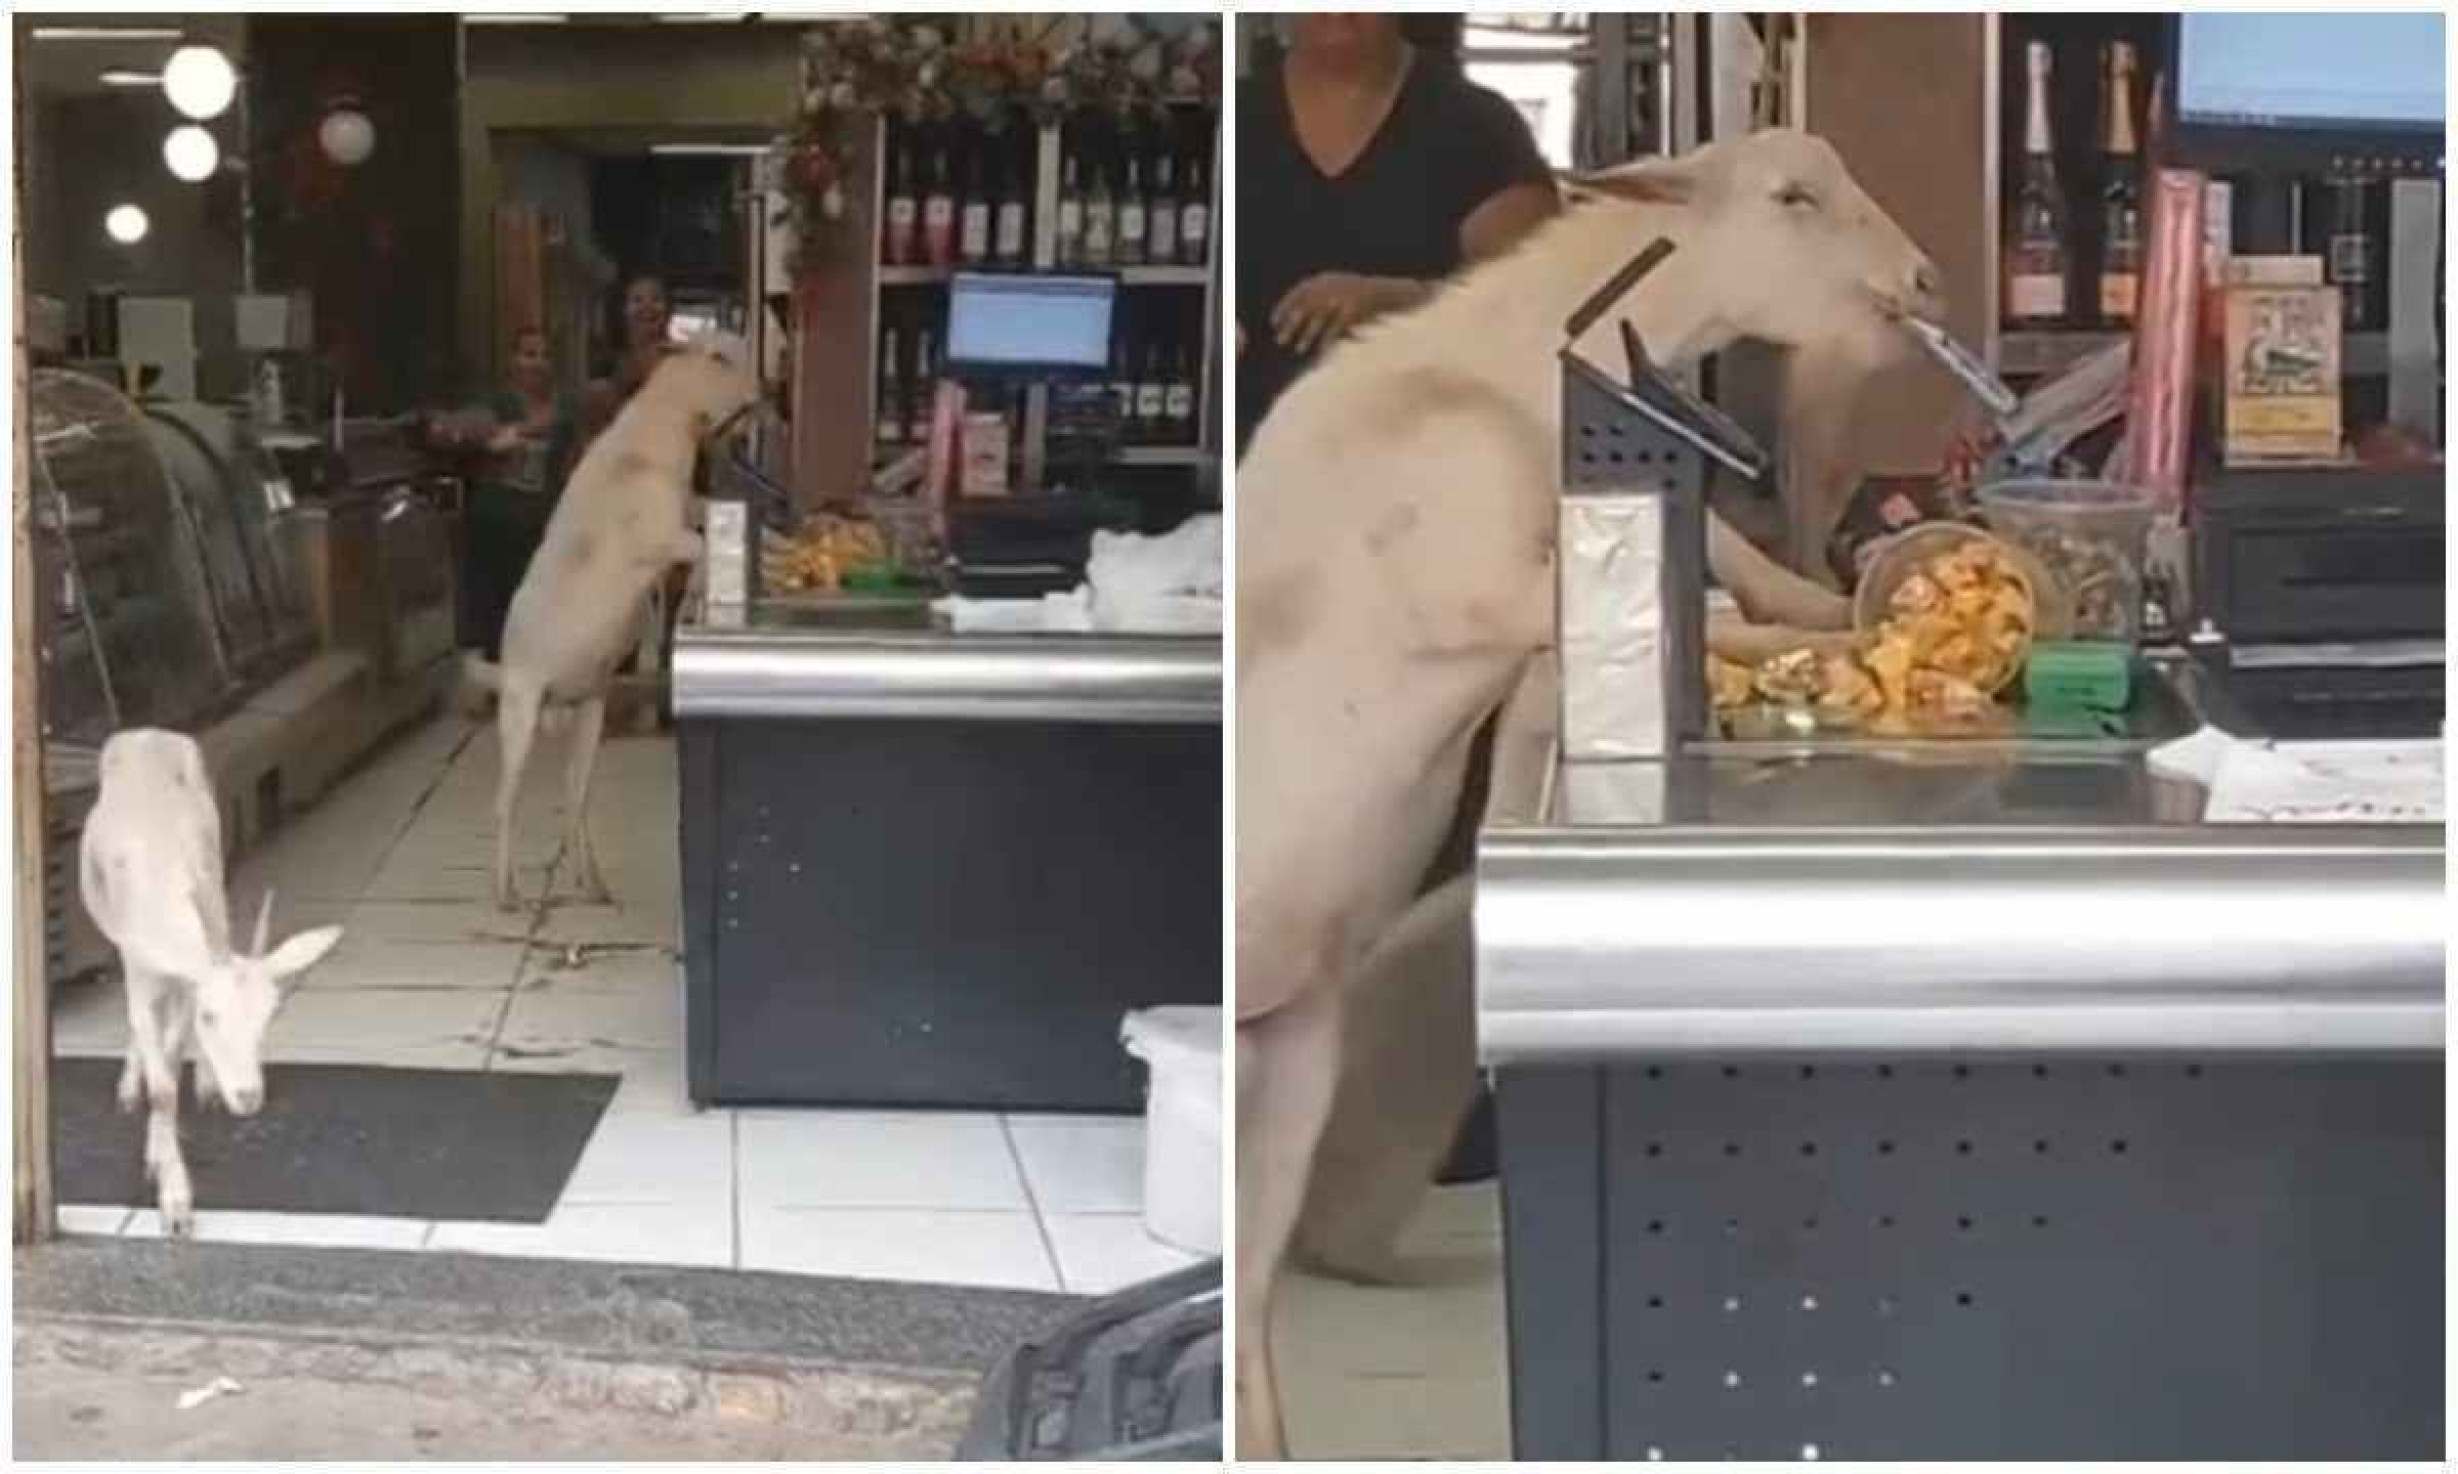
[780,15,1218,273]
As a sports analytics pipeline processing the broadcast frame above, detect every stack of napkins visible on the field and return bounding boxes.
[2148,726,2444,823]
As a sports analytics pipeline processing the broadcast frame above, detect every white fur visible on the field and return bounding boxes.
[78,728,344,1236]
[475,340,760,911]
[1233,130,1942,1458]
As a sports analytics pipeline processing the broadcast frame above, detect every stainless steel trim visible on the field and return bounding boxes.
[672,626,1221,724]
[1476,825,2446,1058]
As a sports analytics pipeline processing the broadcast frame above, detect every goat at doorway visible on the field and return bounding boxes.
[76,729,345,1237]
[463,334,762,911]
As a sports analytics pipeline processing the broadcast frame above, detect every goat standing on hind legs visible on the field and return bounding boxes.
[463,336,761,913]
[1233,130,1946,1458]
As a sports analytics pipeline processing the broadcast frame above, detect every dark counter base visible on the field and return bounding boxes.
[680,717,1219,1111]
[1496,1055,2443,1461]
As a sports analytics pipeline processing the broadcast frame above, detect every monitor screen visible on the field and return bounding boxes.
[945,273,1114,373]
[2177,12,2444,133]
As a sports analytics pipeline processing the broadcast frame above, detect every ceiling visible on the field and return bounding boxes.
[13,13,248,100]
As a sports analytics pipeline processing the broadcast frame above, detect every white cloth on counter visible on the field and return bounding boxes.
[933,515,1222,635]
[2148,726,2444,823]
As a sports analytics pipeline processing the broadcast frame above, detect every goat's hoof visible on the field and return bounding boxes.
[160,1201,195,1238]
[495,892,523,915]
[117,1079,143,1114]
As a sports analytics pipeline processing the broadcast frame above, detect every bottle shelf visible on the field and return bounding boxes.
[1112,446,1210,467]
[1999,329,2392,378]
[878,264,1209,287]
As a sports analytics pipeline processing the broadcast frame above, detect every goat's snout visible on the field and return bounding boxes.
[226,1084,264,1116]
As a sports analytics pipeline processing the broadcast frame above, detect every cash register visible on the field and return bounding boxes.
[937,271,1138,597]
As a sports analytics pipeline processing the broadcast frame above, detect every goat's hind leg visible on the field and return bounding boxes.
[493,674,547,912]
[561,693,612,904]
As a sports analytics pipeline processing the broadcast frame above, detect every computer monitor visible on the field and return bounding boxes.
[943,272,1116,379]
[2165,12,2446,175]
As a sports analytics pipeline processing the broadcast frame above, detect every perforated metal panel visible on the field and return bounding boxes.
[1497,1056,2443,1462]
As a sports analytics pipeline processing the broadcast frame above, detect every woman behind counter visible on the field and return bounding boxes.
[1236,12,1562,452]
[440,324,581,661]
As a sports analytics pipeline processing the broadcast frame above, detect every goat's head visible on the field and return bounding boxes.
[651,331,764,442]
[190,890,341,1115]
[1573,129,1944,358]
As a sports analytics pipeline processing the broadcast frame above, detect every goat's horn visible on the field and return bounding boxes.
[253,888,275,957]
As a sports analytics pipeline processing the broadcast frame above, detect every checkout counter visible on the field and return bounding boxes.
[672,602,1219,1111]
[1474,321,2443,1460]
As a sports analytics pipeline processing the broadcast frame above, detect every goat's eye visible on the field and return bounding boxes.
[1777,184,1818,210]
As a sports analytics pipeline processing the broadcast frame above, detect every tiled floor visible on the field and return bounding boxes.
[1277,1183,1512,1461]
[52,715,1203,1296]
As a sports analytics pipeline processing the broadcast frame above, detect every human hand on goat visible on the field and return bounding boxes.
[1270,272,1428,356]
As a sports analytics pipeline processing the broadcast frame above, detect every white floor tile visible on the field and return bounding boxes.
[264,1040,495,1073]
[1041,1212,1205,1295]
[340,899,529,949]
[429,1200,732,1269]
[517,940,680,990]
[736,1111,1028,1212]
[495,974,682,1054]
[1006,1115,1145,1214]
[526,907,681,953]
[54,1204,131,1237]
[600,1053,704,1116]
[267,988,505,1060]
[486,1040,663,1077]
[737,1206,1057,1291]
[125,1209,432,1251]
[556,1110,733,1206]
[308,939,528,994]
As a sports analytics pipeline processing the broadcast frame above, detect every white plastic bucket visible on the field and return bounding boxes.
[1120,1005,1222,1256]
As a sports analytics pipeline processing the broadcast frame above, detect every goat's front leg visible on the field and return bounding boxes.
[1236,983,1344,1460]
[119,961,172,1115]
[137,972,196,1236]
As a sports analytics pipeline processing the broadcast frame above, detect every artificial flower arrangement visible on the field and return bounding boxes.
[780,13,1218,273]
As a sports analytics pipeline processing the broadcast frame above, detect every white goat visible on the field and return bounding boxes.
[1233,130,1945,1457]
[77,728,344,1236]
[465,335,761,912]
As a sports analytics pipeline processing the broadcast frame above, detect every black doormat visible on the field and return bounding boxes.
[53,1058,620,1223]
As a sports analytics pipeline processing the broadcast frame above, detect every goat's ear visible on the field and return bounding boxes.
[1567,160,1698,207]
[263,925,344,980]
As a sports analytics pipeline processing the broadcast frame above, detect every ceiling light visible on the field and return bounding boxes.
[161,45,238,121]
[100,69,164,88]
[164,125,220,182]
[464,14,569,23]
[31,26,184,42]
[105,204,150,245]
[655,13,751,23]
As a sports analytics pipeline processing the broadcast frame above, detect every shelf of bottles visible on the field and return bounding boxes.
[867,100,1220,489]
[1991,15,2404,379]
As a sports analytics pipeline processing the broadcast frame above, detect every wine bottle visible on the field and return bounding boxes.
[2330,171,2373,329]
[907,325,937,444]
[2097,41,2143,325]
[2006,39,2070,324]
[1135,339,1167,429]
[1109,324,1137,438]
[958,132,991,266]
[1179,155,1210,266]
[883,130,917,266]
[1148,154,1179,265]
[1163,342,1195,443]
[1082,151,1116,266]
[1117,153,1148,267]
[994,131,1028,265]
[876,323,904,451]
[922,144,956,269]
[1056,152,1085,267]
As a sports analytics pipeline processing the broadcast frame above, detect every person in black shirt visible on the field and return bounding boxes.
[1236,13,1561,453]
